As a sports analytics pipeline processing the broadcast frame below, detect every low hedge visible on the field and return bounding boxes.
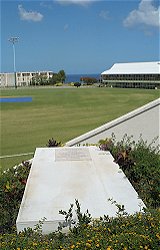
[1,208,160,249]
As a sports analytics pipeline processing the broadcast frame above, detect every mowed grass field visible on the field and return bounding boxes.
[0,87,159,171]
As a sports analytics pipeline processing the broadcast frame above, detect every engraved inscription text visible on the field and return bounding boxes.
[55,148,91,161]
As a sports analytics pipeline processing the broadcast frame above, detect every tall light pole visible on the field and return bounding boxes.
[8,37,19,89]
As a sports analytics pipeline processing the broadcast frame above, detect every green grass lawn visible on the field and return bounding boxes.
[0,87,159,171]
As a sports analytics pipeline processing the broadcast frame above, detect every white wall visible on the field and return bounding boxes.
[66,98,160,146]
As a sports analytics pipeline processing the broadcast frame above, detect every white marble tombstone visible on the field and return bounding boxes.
[16,146,145,234]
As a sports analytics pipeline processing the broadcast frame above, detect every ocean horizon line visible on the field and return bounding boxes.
[66,73,100,75]
[66,73,100,83]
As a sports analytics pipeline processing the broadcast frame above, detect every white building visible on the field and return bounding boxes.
[0,71,53,87]
[101,61,160,88]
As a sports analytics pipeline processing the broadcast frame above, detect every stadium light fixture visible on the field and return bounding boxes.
[8,37,19,89]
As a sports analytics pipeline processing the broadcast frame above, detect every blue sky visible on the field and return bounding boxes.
[1,0,160,74]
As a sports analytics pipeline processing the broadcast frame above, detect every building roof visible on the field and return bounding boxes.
[101,61,160,75]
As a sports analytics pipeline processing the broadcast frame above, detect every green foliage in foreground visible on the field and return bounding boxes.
[0,136,160,249]
[1,207,160,249]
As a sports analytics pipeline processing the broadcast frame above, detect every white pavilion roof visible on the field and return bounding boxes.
[101,61,160,75]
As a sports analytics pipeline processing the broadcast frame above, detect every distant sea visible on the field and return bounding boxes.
[65,73,100,83]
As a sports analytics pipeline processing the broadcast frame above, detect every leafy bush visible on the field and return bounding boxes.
[99,134,160,208]
[0,161,31,233]
[55,82,63,86]
[74,82,81,88]
[1,205,160,249]
[46,138,62,147]
[80,77,98,85]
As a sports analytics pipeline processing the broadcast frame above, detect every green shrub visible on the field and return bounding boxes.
[99,135,160,208]
[0,207,160,249]
[55,82,63,86]
[0,161,31,233]
[74,82,81,88]
[46,138,62,147]
[68,82,75,86]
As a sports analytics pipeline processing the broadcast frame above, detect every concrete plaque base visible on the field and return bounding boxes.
[16,146,145,234]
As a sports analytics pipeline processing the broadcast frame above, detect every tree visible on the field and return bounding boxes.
[31,74,48,86]
[31,75,41,86]
[48,70,66,85]
[48,74,58,85]
[58,70,66,83]
[30,70,66,86]
[80,77,97,85]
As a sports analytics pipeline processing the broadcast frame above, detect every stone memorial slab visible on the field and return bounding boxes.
[16,146,145,234]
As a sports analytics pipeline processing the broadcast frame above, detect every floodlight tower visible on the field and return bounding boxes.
[8,37,19,89]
